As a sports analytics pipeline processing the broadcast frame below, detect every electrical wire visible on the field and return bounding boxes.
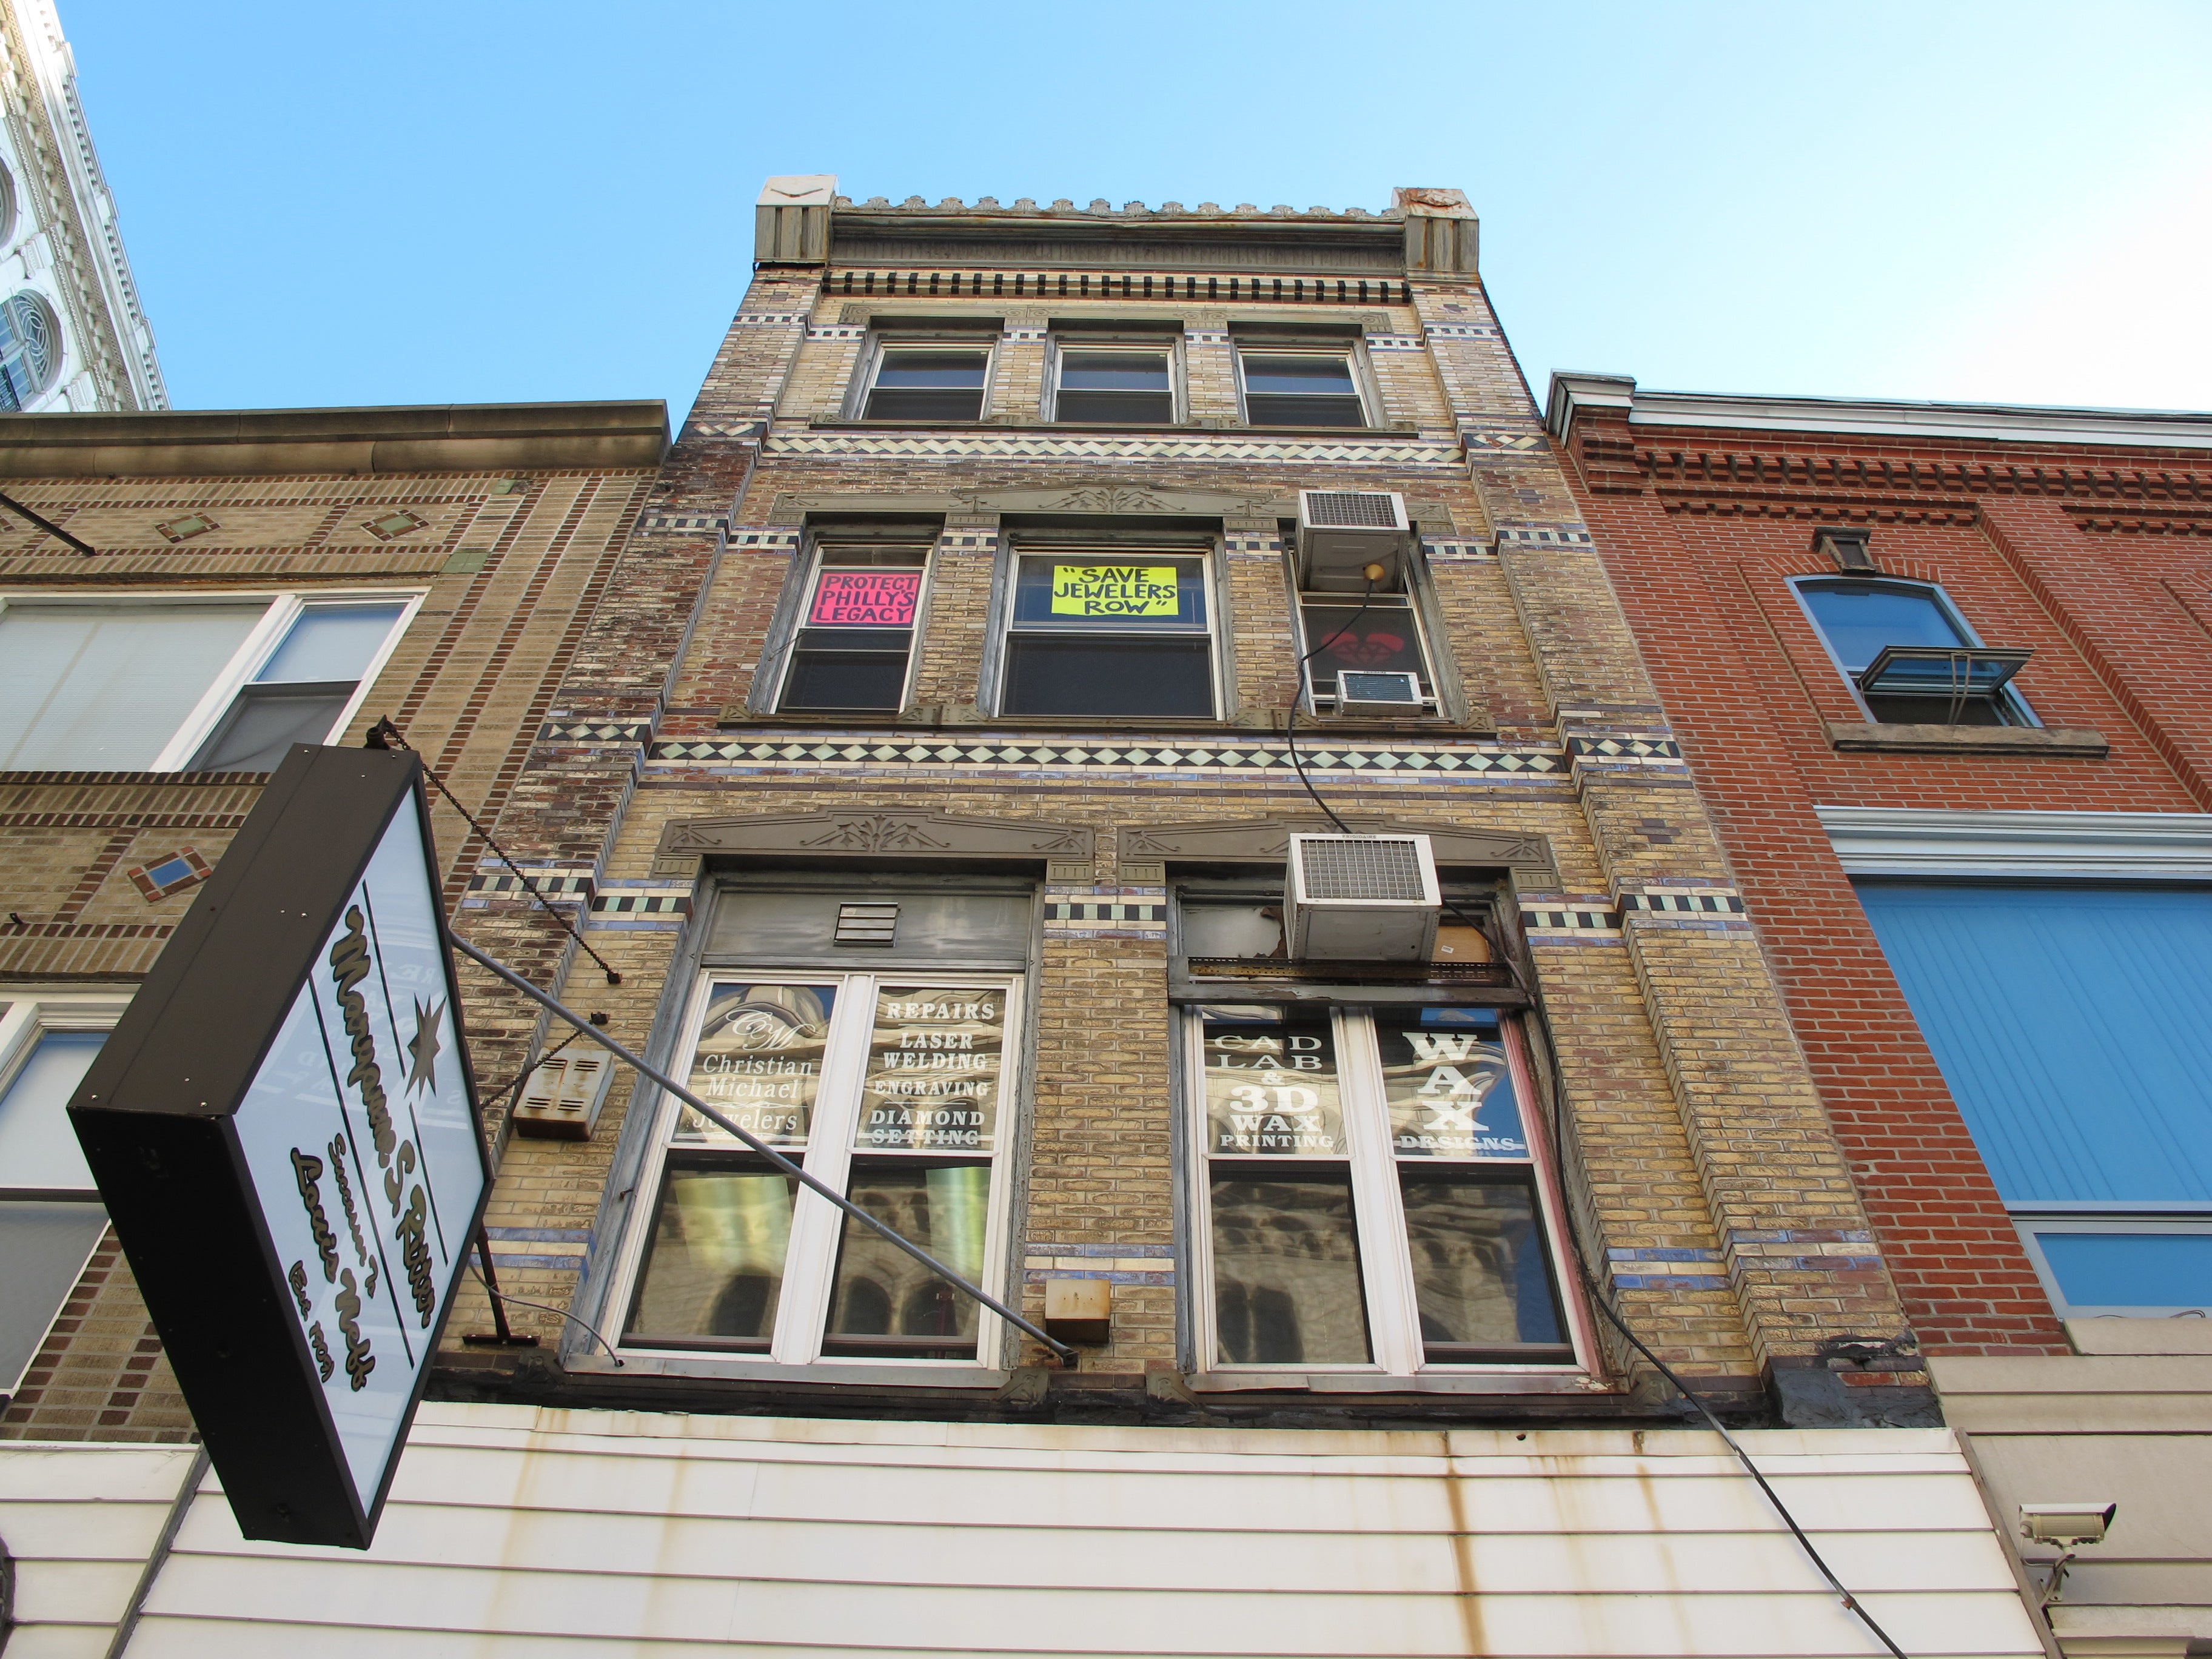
[466,1261,626,1367]
[1281,574,1378,835]
[364,716,623,985]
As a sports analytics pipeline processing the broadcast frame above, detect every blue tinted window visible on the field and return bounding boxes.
[1798,581,1969,672]
[2034,1231,2212,1310]
[256,604,404,683]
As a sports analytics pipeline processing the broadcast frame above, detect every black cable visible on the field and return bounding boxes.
[1520,965,1911,1658]
[466,1262,626,1367]
[1281,575,1377,835]
[364,715,622,985]
[0,487,98,557]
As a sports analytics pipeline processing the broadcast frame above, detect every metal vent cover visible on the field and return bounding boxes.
[1295,836,1430,902]
[835,901,899,945]
[1301,490,1404,529]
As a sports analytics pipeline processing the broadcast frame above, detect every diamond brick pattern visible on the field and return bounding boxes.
[539,721,655,744]
[648,735,1564,779]
[764,431,1464,469]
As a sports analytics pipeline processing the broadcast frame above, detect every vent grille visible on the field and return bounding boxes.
[1302,491,1401,529]
[836,902,899,945]
[1296,837,1430,902]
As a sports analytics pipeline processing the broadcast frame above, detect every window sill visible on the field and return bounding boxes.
[1824,720,2109,757]
[1185,1369,1598,1395]
[574,1352,1012,1390]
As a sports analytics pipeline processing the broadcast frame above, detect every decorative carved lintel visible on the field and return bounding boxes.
[1120,814,1558,888]
[651,809,1093,876]
[771,484,1294,523]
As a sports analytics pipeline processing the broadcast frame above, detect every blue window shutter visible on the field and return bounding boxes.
[1854,884,2212,1204]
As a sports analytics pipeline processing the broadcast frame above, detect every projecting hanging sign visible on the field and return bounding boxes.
[69,745,489,1549]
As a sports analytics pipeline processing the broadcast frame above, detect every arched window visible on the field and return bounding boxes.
[1793,577,2033,726]
[0,290,59,410]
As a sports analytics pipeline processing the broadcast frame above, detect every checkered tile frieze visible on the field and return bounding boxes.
[1182,330,1230,347]
[586,883,694,928]
[1224,532,1284,558]
[1615,886,1746,919]
[1422,323,1500,340]
[1421,536,1493,562]
[733,312,808,327]
[649,733,1565,780]
[1366,334,1426,351]
[463,865,598,909]
[1044,886,1167,939]
[1023,1242,1176,1287]
[726,527,802,553]
[762,431,1466,469]
[804,326,867,341]
[637,514,728,532]
[937,528,1000,554]
[826,268,1411,307]
[1492,523,1596,552]
[1518,902,1623,940]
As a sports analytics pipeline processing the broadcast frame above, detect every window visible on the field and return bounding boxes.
[1050,341,1176,424]
[1298,585,1435,714]
[1855,882,2212,1317]
[0,997,126,1399]
[1188,1002,1579,1373]
[1238,347,1368,427]
[619,971,1019,1366]
[777,545,930,714]
[862,342,992,421]
[999,549,1216,719]
[0,291,57,409]
[1794,578,2033,726]
[0,592,414,772]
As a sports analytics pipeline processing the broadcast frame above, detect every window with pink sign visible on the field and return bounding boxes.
[778,545,930,713]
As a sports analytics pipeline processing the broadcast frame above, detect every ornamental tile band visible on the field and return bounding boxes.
[763,431,1466,468]
[646,734,1564,779]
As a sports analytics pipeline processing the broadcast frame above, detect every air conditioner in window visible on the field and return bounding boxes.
[1332,670,1425,717]
[1285,833,1441,960]
[1297,489,1413,592]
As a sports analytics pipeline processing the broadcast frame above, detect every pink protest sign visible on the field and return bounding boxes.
[809,569,922,628]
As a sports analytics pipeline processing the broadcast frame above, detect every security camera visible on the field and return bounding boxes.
[2020,1503,2116,1547]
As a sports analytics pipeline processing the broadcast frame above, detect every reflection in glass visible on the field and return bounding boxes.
[1056,349,1173,423]
[825,1164,990,1357]
[1301,602,1426,684]
[1241,354,1365,427]
[858,984,1004,1151]
[677,982,836,1148]
[626,1162,798,1346]
[2036,1230,2212,1310]
[1210,1172,1369,1363]
[1375,1008,1527,1159]
[1797,580,2017,726]
[1399,1172,1567,1359]
[257,604,407,683]
[865,350,988,421]
[1202,1008,1343,1155]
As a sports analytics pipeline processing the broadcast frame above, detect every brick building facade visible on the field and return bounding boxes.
[1552,374,2212,1652]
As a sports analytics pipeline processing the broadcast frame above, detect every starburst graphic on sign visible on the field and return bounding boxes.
[405,997,444,1094]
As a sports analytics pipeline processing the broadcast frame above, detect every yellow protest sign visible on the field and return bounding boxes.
[1050,565,1182,618]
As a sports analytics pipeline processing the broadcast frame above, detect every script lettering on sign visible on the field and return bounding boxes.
[857,984,1004,1151]
[1201,1007,1346,1155]
[809,569,921,628]
[678,982,837,1148]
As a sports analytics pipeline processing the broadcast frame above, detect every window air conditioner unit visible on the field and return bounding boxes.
[1285,833,1442,960]
[1333,670,1424,717]
[1297,489,1412,593]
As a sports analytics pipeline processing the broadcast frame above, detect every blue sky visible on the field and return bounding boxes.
[67,1,2212,425]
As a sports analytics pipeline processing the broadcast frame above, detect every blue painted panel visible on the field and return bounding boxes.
[1855,883,2212,1203]
[2034,1232,2212,1310]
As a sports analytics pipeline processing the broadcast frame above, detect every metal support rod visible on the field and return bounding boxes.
[474,1221,516,1343]
[448,933,1077,1366]
[0,488,98,556]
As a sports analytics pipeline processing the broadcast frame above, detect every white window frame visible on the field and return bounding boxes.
[1786,574,2039,727]
[0,586,423,773]
[1044,333,1184,425]
[994,544,1225,720]
[1182,1005,1594,1382]
[773,543,936,716]
[1232,340,1377,429]
[850,331,999,423]
[0,993,130,1398]
[608,968,1024,1375]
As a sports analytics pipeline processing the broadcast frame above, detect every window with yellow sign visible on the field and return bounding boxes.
[1004,551,1215,717]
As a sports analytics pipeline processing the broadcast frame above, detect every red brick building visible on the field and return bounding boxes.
[1551,374,2212,1649]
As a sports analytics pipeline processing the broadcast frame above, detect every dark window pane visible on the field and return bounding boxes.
[1301,604,1427,684]
[865,350,987,421]
[1003,635,1212,717]
[187,682,354,771]
[1055,390,1173,424]
[782,648,911,712]
[825,1164,990,1358]
[1245,395,1366,427]
[1797,581,1969,672]
[1060,352,1170,391]
[1399,1171,1570,1361]
[1862,693,2012,726]
[0,1202,111,1393]
[1209,1171,1369,1364]
[625,1162,799,1349]
[1241,355,1356,395]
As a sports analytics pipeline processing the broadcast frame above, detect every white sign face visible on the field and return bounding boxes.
[227,797,485,1512]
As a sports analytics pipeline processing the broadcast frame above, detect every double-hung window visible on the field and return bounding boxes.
[1793,577,2033,727]
[0,592,415,772]
[1188,1001,1580,1374]
[0,996,126,1402]
[860,337,994,421]
[617,882,1031,1369]
[1298,583,1436,714]
[1854,880,2212,1318]
[999,548,1217,719]
[776,545,930,714]
[1237,346,1369,427]
[1049,338,1177,424]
